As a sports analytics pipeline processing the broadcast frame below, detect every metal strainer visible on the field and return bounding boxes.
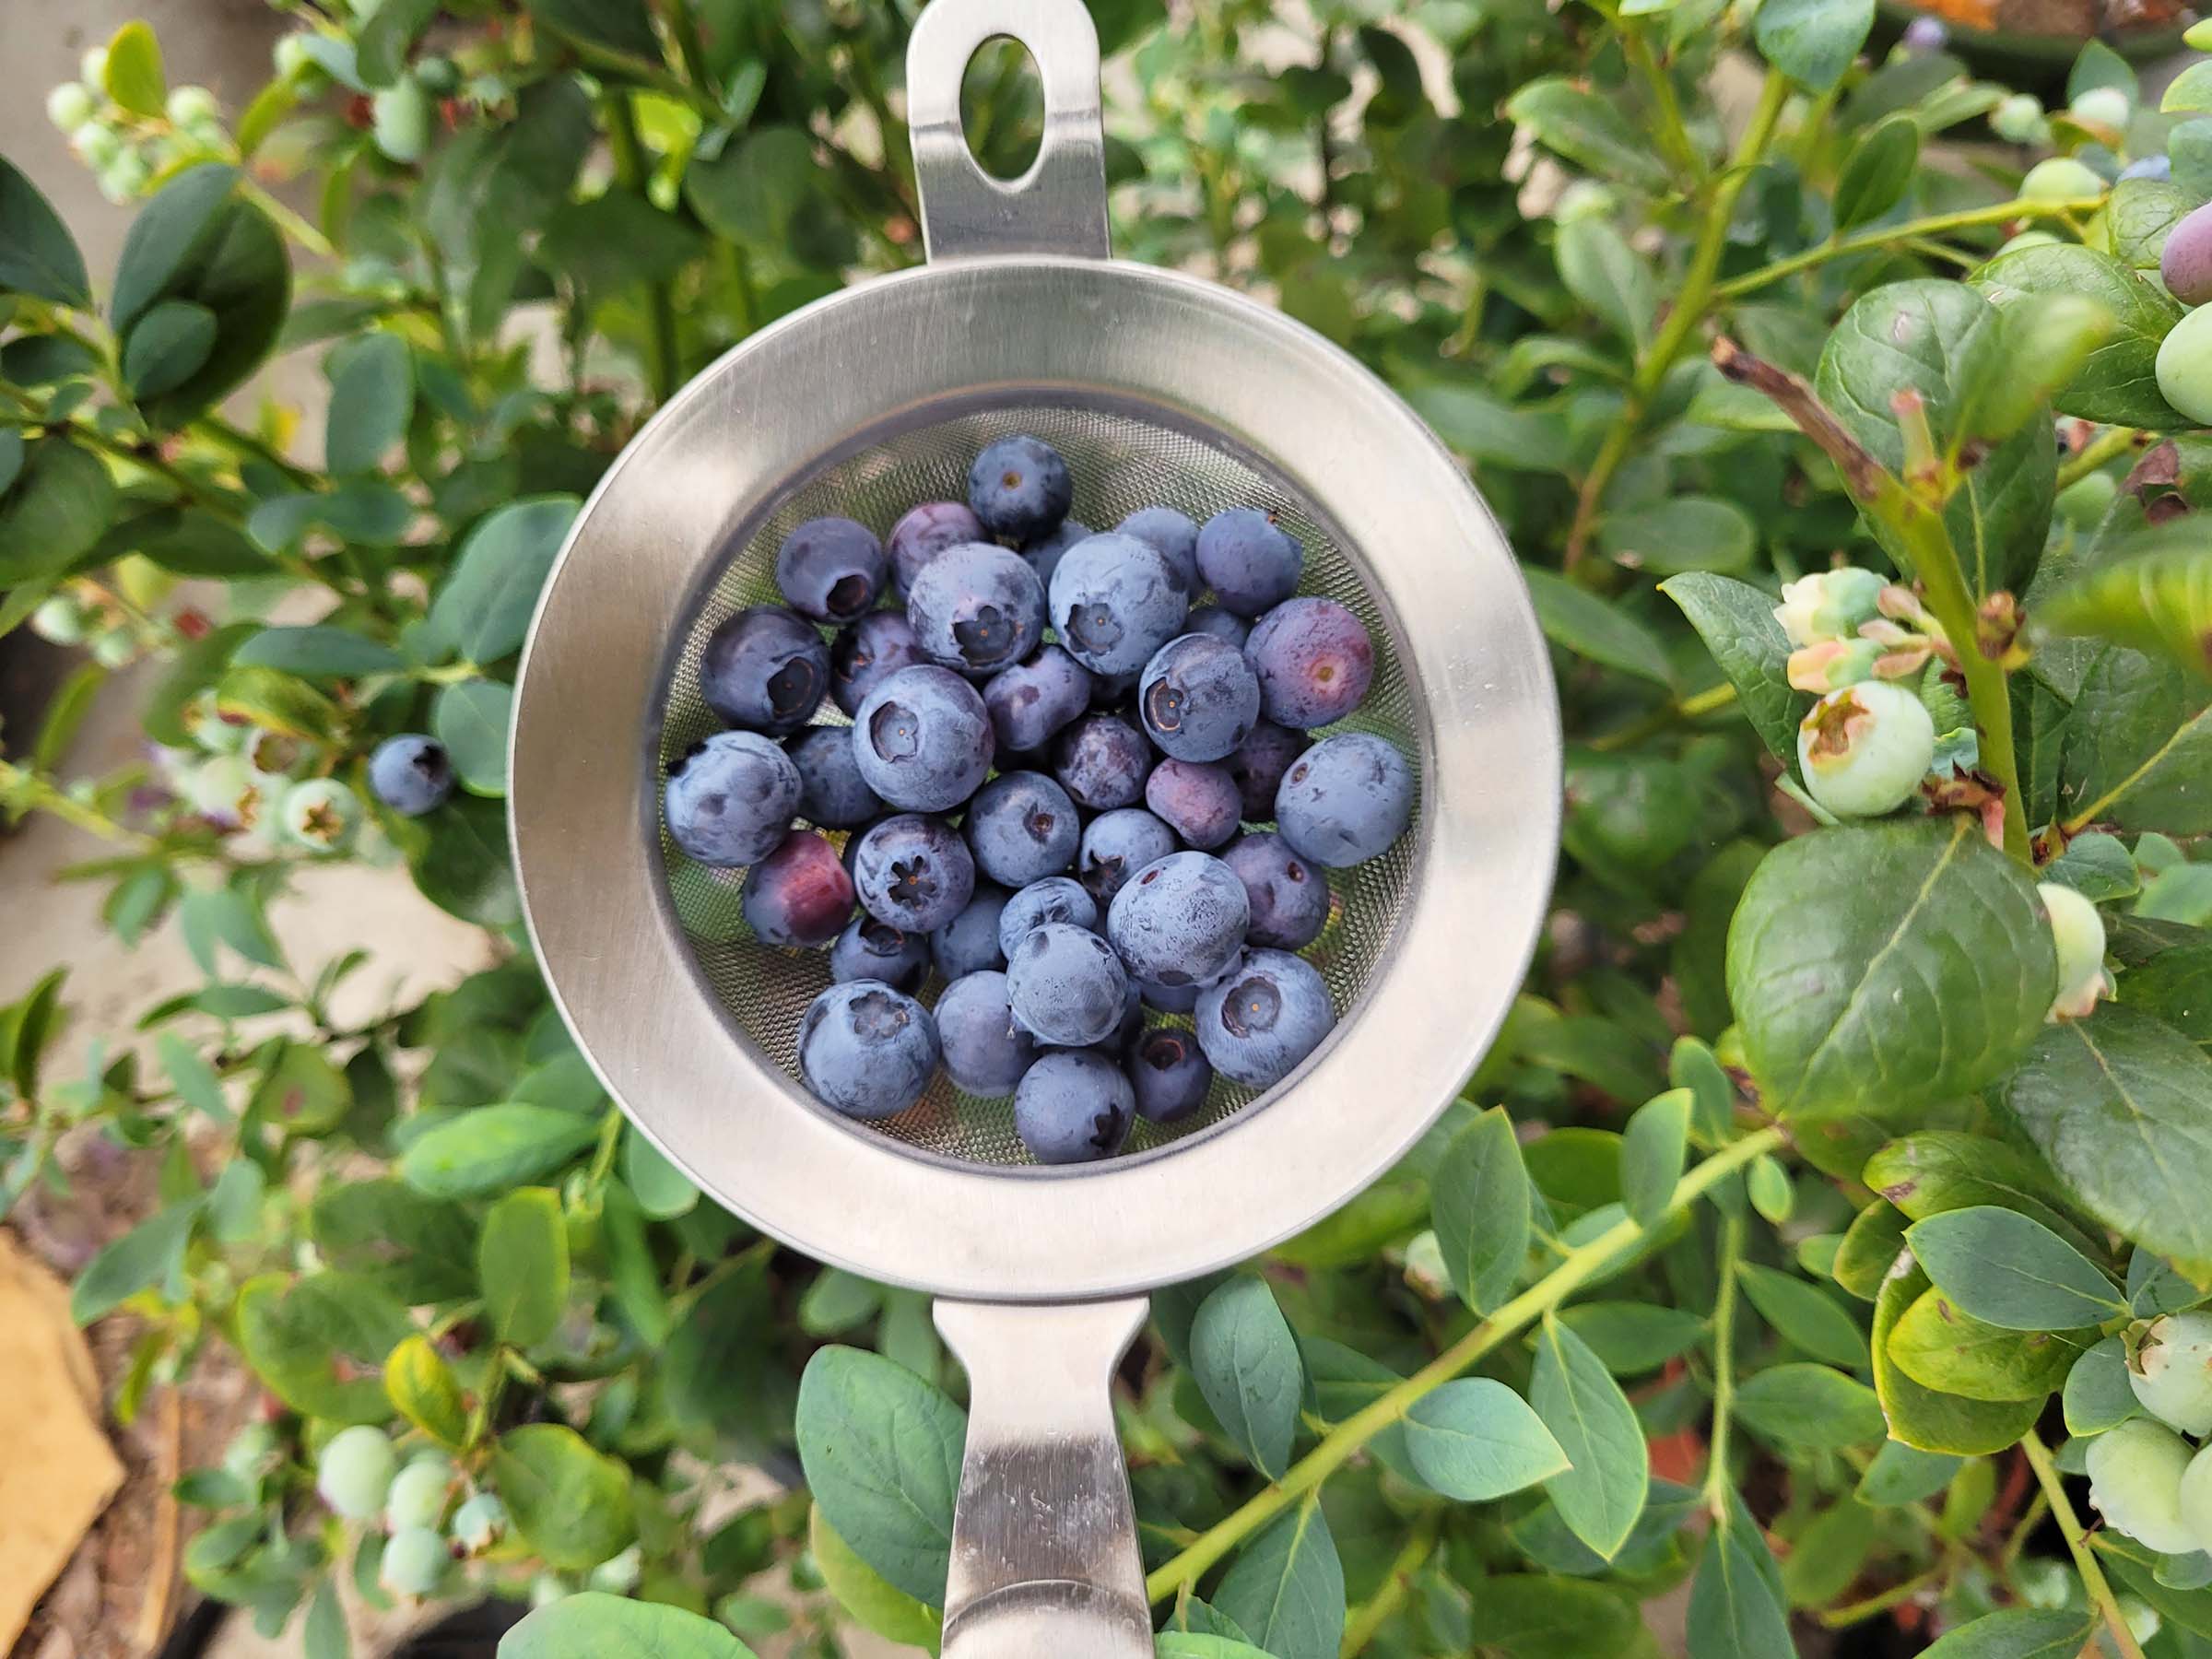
[511,2,1559,1652]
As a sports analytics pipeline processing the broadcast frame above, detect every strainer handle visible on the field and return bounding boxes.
[905,0,1112,262]
[933,1296,1153,1658]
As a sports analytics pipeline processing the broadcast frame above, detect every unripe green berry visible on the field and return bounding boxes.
[89,626,137,668]
[384,1455,453,1531]
[2087,1417,2198,1555]
[1991,93,2047,145]
[244,727,308,782]
[183,689,253,754]
[2055,469,2117,529]
[30,594,89,645]
[2038,882,2110,1020]
[2071,86,2132,130]
[221,1420,279,1480]
[315,1425,397,1521]
[189,754,267,830]
[381,1525,453,1597]
[100,150,150,205]
[2179,1442,2212,1555]
[47,83,98,134]
[586,1544,642,1594]
[450,1491,508,1553]
[2157,304,2212,425]
[279,777,362,852]
[1773,567,1887,647]
[371,77,431,164]
[529,1572,574,1608]
[1796,680,1936,818]
[414,55,460,95]
[80,45,109,90]
[2022,157,2107,204]
[2132,1312,2212,1436]
[166,85,219,126]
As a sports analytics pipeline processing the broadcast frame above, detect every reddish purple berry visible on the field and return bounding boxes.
[888,500,985,594]
[1225,720,1302,820]
[1245,597,1374,729]
[1144,759,1241,849]
[742,829,856,947]
[1222,831,1330,950]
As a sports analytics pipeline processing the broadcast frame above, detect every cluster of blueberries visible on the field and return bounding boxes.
[662,433,1414,1164]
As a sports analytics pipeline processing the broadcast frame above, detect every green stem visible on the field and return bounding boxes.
[1701,1212,1746,1519]
[1619,24,1701,182]
[1817,1562,1948,1629]
[600,90,682,402]
[2020,1430,2147,1659]
[192,413,315,488]
[1711,195,2106,301]
[240,180,335,259]
[1339,1515,1437,1657]
[664,0,716,102]
[1144,1125,1789,1604]
[1590,680,1739,752]
[2056,425,2142,490]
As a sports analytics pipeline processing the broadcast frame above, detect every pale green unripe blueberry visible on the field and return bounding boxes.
[1773,567,1886,647]
[371,78,431,164]
[586,1544,642,1594]
[384,1456,453,1531]
[30,594,89,645]
[2015,1556,2073,1609]
[183,689,253,754]
[89,627,137,668]
[1797,681,1936,818]
[1992,93,2048,145]
[1554,179,1617,223]
[273,33,316,78]
[2179,1443,2212,1555]
[2023,157,2107,204]
[2088,1418,2199,1554]
[414,56,460,96]
[450,1491,508,1553]
[2039,882,2111,1020]
[2055,469,2117,529]
[530,1572,575,1608]
[100,151,150,205]
[1997,229,2061,255]
[189,754,267,829]
[2155,304,2212,427]
[80,45,109,90]
[166,85,219,126]
[47,83,98,134]
[279,777,361,852]
[222,1420,279,1480]
[2131,1312,2212,1436]
[381,1525,453,1597]
[243,727,308,782]
[2071,86,2132,130]
[315,1425,397,1521]
[2123,1597,2163,1645]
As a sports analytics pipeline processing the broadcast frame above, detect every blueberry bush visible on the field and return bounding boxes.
[6,1,2212,1655]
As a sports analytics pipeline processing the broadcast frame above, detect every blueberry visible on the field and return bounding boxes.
[1088,668,1141,709]
[2162,201,2212,307]
[1138,976,1201,1014]
[785,725,884,829]
[1079,808,1179,904]
[1145,759,1242,849]
[1140,633,1262,762]
[1020,518,1091,592]
[1053,712,1154,810]
[970,434,1074,540]
[316,1425,397,1520]
[382,1526,453,1598]
[2130,1312,2212,1435]
[905,542,1048,676]
[1795,682,1936,819]
[935,970,1039,1096]
[852,665,995,811]
[1106,850,1250,987]
[1195,948,1335,1088]
[775,516,888,622]
[830,612,925,717]
[1115,506,1200,594]
[742,829,855,947]
[1127,1028,1213,1124]
[998,877,1099,959]
[1112,973,1146,1052]
[665,731,802,867]
[1048,533,1192,676]
[1222,832,1330,949]
[888,500,985,594]
[961,772,1077,888]
[2087,1418,2198,1555]
[852,814,976,932]
[984,645,1093,752]
[1900,14,1947,51]
[2121,152,2173,182]
[1183,605,1250,649]
[370,735,453,817]
[830,915,931,994]
[935,881,1012,979]
[1245,597,1374,728]
[1275,733,1415,867]
[798,981,941,1120]
[700,606,830,735]
[1196,509,1302,616]
[1013,1048,1135,1163]
[1227,720,1302,820]
[1006,923,1130,1047]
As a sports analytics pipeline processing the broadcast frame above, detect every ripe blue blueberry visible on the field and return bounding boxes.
[1226,719,1301,820]
[966,771,1080,887]
[934,881,1012,980]
[1184,605,1250,649]
[1139,975,1201,1013]
[1014,1048,1135,1163]
[1275,732,1415,867]
[970,434,1074,540]
[830,915,931,994]
[775,515,888,622]
[785,725,884,829]
[1222,832,1330,949]
[742,829,855,947]
[852,665,995,811]
[984,645,1093,753]
[1140,633,1262,762]
[1245,597,1374,728]
[2122,153,2173,182]
[1112,974,1145,1051]
[830,612,925,716]
[1196,508,1302,616]
[1053,712,1154,811]
[798,981,941,1120]
[905,542,1048,676]
[1115,506,1200,594]
[370,735,453,817]
[1006,922,1130,1047]
[700,605,830,735]
[1195,948,1335,1088]
[1089,668,1141,708]
[1078,808,1179,903]
[1145,758,1242,849]
[888,500,984,594]
[665,731,802,867]
[935,970,1039,1096]
[1106,851,1250,987]
[852,814,976,932]
[998,877,1099,959]
[1127,1028,1213,1124]
[1048,533,1191,676]
[1020,518,1092,591]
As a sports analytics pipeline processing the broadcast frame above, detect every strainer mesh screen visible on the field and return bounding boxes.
[656,403,1420,1169]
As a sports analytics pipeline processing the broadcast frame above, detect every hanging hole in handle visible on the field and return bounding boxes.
[960,36,1044,182]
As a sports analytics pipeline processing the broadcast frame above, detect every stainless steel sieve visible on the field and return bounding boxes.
[510,1,1559,1651]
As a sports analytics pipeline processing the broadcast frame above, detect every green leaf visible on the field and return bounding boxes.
[1727,819,2055,1120]
[102,21,168,116]
[2121,944,2212,1055]
[1859,1132,2091,1256]
[1192,1277,1303,1478]
[236,1271,404,1424]
[2006,1004,2212,1277]
[1597,498,1756,576]
[325,333,415,476]
[72,1202,200,1323]
[1555,1302,1708,1374]
[2167,60,2212,113]
[1972,243,2184,429]
[396,1105,602,1199]
[795,1346,965,1606]
[492,1425,637,1572]
[599,1182,670,1347]
[1399,382,1572,473]
[538,192,707,297]
[311,1180,478,1303]
[808,1506,943,1651]
[2042,533,2212,682]
[2053,643,2212,833]
[407,795,521,928]
[432,679,514,797]
[1660,573,1806,774]
[1783,1499,1881,1607]
[0,157,90,305]
[231,627,405,680]
[1530,1313,1648,1560]
[2063,1335,2138,1434]
[1856,1440,1966,1505]
[157,1032,229,1124]
[1213,1494,1346,1659]
[1430,1106,1530,1314]
[1522,567,1673,686]
[479,1187,569,1348]
[502,1594,750,1657]
[523,0,665,63]
[1955,293,2116,445]
[1503,79,1674,193]
[1463,1574,1637,1658]
[1756,0,1876,93]
[620,1128,700,1219]
[1155,1641,1274,1659]
[1917,1608,2096,1658]
[2042,831,2140,902]
[0,440,117,585]
[122,300,218,399]
[1870,1262,2044,1454]
[2108,179,2193,274]
[1886,1288,2087,1401]
[1833,114,1919,231]
[1735,1262,1866,1369]
[383,1333,469,1447]
[426,496,580,665]
[1905,1206,2124,1329]
[356,0,439,86]
[686,126,818,250]
[248,483,413,551]
[303,1577,347,1659]
[1733,1362,1887,1448]
[1619,1088,1690,1227]
[1555,219,1654,350]
[1686,1502,1794,1659]
[1403,1379,1568,1500]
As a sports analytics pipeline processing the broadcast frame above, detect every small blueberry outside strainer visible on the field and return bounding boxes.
[509,2,1559,1651]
